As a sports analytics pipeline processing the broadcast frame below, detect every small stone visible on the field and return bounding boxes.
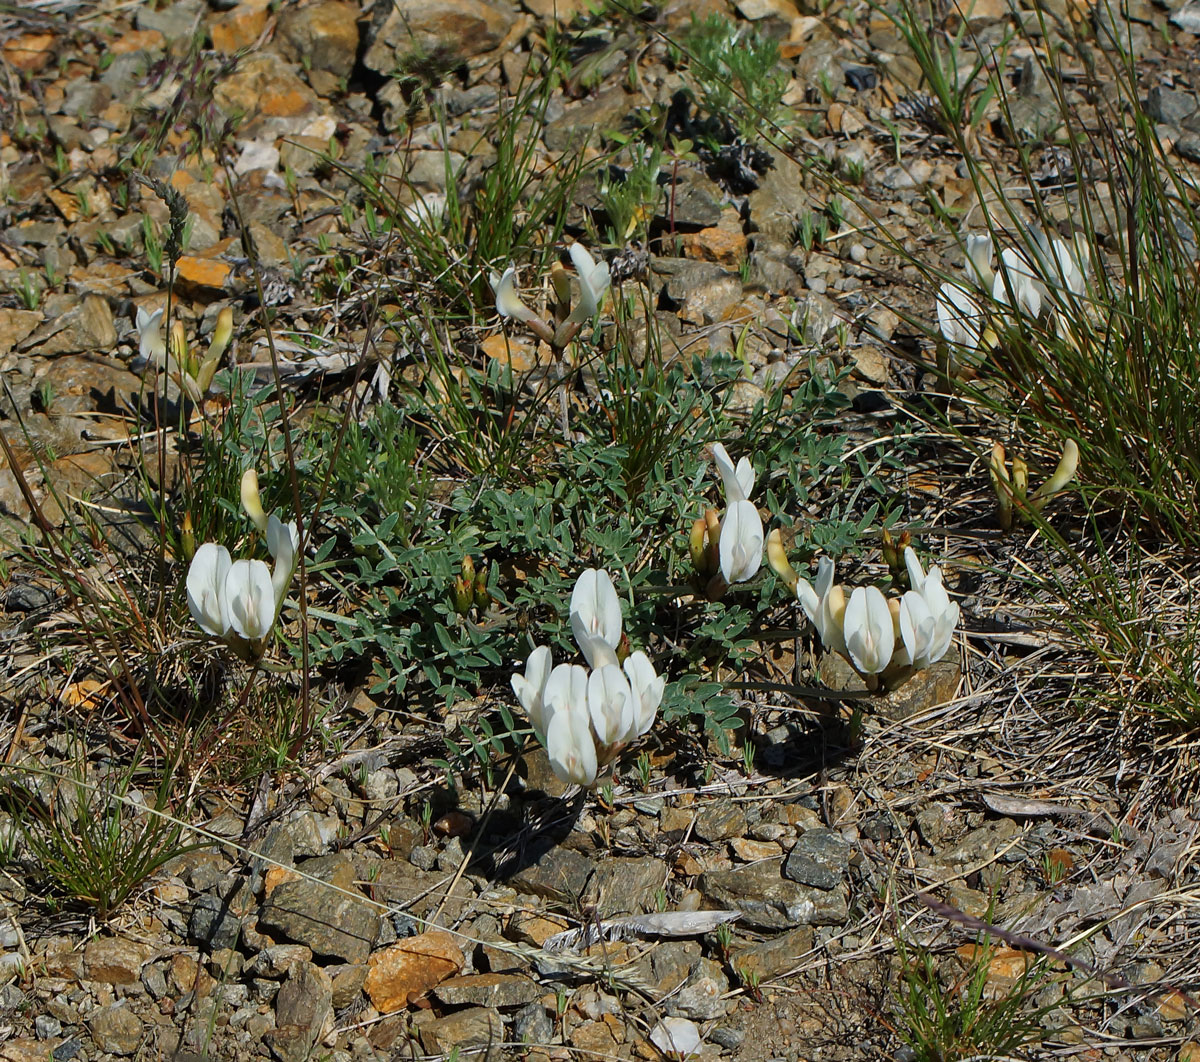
[189,892,243,950]
[1146,87,1198,127]
[34,1015,62,1040]
[328,964,367,1009]
[851,346,890,384]
[88,1003,142,1056]
[783,828,852,890]
[583,856,664,917]
[569,1017,623,1055]
[730,838,783,862]
[18,295,115,357]
[266,963,333,1062]
[210,3,270,53]
[700,859,848,930]
[245,944,314,979]
[513,1002,554,1045]
[695,801,748,843]
[667,958,730,1020]
[363,0,515,72]
[277,1,360,77]
[419,1007,505,1061]
[681,227,748,266]
[82,938,153,985]
[176,255,234,295]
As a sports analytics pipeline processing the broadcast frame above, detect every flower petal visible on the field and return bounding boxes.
[718,501,763,584]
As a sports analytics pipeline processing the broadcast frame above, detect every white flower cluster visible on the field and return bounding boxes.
[937,230,1089,370]
[511,568,665,787]
[795,548,959,680]
[690,443,765,595]
[186,469,299,661]
[492,243,611,350]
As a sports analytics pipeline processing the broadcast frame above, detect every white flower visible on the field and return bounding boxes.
[566,243,611,324]
[842,585,895,675]
[135,307,166,365]
[266,514,298,603]
[895,590,938,670]
[1035,233,1088,299]
[186,543,231,637]
[903,547,958,664]
[650,1017,703,1061]
[544,662,590,723]
[491,267,541,327]
[224,558,277,642]
[712,442,755,504]
[964,233,995,290]
[570,568,623,667]
[936,282,985,353]
[623,651,664,738]
[992,247,1045,320]
[546,699,598,786]
[719,500,763,585]
[588,664,635,749]
[241,468,269,533]
[795,556,847,656]
[511,645,554,737]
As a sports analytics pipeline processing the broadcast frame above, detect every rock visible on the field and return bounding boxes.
[513,1002,555,1044]
[245,944,314,979]
[681,226,748,266]
[658,260,742,326]
[650,1017,704,1058]
[363,0,515,73]
[665,170,725,229]
[1146,87,1198,127]
[730,837,783,861]
[0,309,42,356]
[569,1017,623,1055]
[783,828,852,890]
[210,3,270,53]
[1172,1,1200,32]
[265,962,333,1062]
[582,855,664,917]
[213,53,322,134]
[176,254,234,296]
[851,346,890,384]
[509,845,594,904]
[432,973,543,1009]
[364,930,464,1013]
[276,1,360,77]
[328,963,368,1008]
[418,1007,504,1060]
[82,937,153,985]
[88,1002,142,1056]
[730,926,815,980]
[18,295,115,357]
[189,891,243,950]
[667,957,730,1020]
[695,800,749,843]
[700,858,848,930]
[817,654,962,721]
[257,854,381,963]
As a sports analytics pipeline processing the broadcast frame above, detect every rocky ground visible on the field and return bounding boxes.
[2,0,1200,1059]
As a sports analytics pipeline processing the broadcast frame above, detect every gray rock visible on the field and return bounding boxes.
[700,858,848,930]
[657,260,742,326]
[1177,134,1200,163]
[783,828,852,890]
[189,892,243,950]
[665,169,724,229]
[88,1002,143,1056]
[1146,87,1198,127]
[276,1,360,78]
[258,855,381,964]
[695,801,749,843]
[18,295,116,357]
[513,1001,555,1044]
[248,825,295,888]
[265,963,333,1062]
[419,1007,505,1061]
[35,1014,62,1039]
[666,957,730,1020]
[509,845,594,904]
[583,856,664,917]
[245,945,315,980]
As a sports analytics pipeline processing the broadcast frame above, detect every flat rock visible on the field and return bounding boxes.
[418,1006,504,1060]
[730,926,815,980]
[582,855,664,916]
[18,295,115,357]
[508,844,594,903]
[365,930,464,1013]
[265,962,333,1062]
[88,1002,142,1055]
[82,937,153,985]
[782,828,852,890]
[432,973,543,1009]
[364,0,515,72]
[695,800,748,843]
[700,858,848,930]
[257,854,381,963]
[277,1,361,77]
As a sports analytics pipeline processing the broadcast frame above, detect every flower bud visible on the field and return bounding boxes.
[241,468,269,533]
[1011,455,1028,504]
[169,318,189,374]
[195,306,233,394]
[551,261,572,323]
[989,442,1013,530]
[452,575,473,615]
[461,554,475,584]
[689,516,710,575]
[472,567,491,611]
[766,528,798,595]
[181,511,195,562]
[1032,438,1079,507]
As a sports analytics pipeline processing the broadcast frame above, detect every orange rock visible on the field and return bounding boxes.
[110,29,165,55]
[264,866,300,895]
[480,332,535,372]
[1158,990,1191,1023]
[681,227,747,266]
[45,188,81,224]
[2,32,56,72]
[177,255,233,294]
[365,931,464,1013]
[210,3,270,53]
